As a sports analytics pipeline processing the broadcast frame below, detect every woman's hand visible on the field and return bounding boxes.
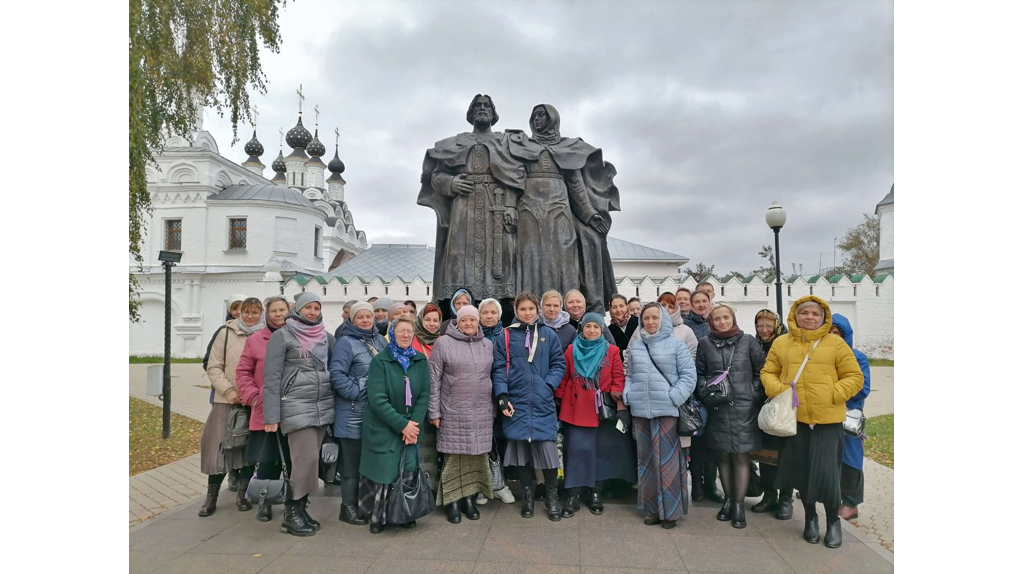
[265,423,279,433]
[430,418,441,428]
[225,390,241,405]
[497,394,515,417]
[402,421,420,444]
[610,391,623,402]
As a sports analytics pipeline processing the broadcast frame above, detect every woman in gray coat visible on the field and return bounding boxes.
[429,305,495,524]
[263,292,335,537]
[696,304,766,529]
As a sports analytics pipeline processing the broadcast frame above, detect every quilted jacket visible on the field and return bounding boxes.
[427,328,495,455]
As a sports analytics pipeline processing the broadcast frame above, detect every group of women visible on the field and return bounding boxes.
[198,285,868,549]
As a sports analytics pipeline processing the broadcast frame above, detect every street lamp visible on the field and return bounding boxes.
[765,202,787,319]
[158,250,182,439]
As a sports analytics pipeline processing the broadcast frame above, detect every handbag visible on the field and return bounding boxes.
[676,396,704,436]
[596,390,616,421]
[698,345,736,408]
[844,408,866,437]
[758,340,820,437]
[385,445,435,525]
[222,405,250,449]
[488,440,506,491]
[245,433,292,506]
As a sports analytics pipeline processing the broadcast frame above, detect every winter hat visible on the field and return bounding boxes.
[349,302,374,319]
[229,293,248,304]
[294,291,321,312]
[373,297,394,311]
[456,305,480,323]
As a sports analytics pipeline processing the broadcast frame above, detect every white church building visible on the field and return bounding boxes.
[130,112,894,360]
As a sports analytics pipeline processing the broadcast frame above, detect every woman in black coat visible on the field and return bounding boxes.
[696,304,765,529]
[750,309,793,519]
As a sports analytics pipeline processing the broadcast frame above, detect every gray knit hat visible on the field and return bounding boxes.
[294,291,322,312]
[349,302,374,318]
[372,297,393,311]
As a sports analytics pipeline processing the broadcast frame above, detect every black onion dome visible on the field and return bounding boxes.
[243,130,264,157]
[307,129,326,157]
[285,116,312,149]
[271,150,287,173]
[327,147,346,174]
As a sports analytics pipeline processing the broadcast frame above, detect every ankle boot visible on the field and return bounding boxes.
[460,496,480,520]
[562,488,580,518]
[198,484,219,517]
[690,473,705,502]
[545,485,561,522]
[751,489,778,513]
[446,502,462,524]
[340,503,368,525]
[588,490,604,515]
[716,498,733,521]
[236,478,252,511]
[803,514,821,544]
[824,517,842,548]
[298,497,320,531]
[281,500,316,536]
[521,484,535,518]
[731,501,747,529]
[776,489,794,521]
[257,501,273,522]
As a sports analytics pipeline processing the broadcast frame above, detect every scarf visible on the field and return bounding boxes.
[572,313,610,388]
[387,320,417,373]
[668,309,683,327]
[234,312,266,336]
[610,310,629,329]
[415,303,442,346]
[449,288,473,316]
[285,310,328,368]
[543,310,571,330]
[482,320,504,344]
[710,325,741,339]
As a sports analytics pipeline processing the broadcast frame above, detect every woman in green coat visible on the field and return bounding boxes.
[358,316,432,533]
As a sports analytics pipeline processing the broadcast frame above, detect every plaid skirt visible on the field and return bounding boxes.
[437,453,491,506]
[635,416,686,521]
[357,473,416,527]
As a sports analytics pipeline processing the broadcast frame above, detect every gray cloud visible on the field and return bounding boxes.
[205,0,893,276]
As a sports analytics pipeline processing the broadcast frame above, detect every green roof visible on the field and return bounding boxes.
[807,274,822,283]
[873,273,892,283]
[849,274,867,283]
[786,275,802,284]
[292,275,311,285]
[828,275,844,284]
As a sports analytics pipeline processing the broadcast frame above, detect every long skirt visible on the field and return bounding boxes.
[504,439,559,469]
[840,463,864,507]
[563,421,636,488]
[245,429,289,479]
[358,472,416,527]
[419,424,439,493]
[286,425,328,499]
[200,403,246,475]
[776,422,843,509]
[635,416,686,521]
[437,453,491,506]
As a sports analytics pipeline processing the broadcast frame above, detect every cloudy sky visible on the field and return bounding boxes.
[203,0,893,277]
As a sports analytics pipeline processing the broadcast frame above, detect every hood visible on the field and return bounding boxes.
[640,306,674,343]
[786,295,833,342]
[831,313,854,348]
[339,320,379,340]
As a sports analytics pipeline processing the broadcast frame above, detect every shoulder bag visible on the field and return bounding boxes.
[844,408,866,437]
[698,344,737,408]
[758,339,820,437]
[222,404,251,449]
[245,433,292,506]
[641,340,702,435]
[386,444,435,524]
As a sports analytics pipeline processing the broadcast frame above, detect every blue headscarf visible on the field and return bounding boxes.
[387,319,417,373]
[449,288,474,316]
[572,312,610,384]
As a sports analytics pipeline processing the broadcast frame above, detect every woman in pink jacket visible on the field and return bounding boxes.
[236,295,291,523]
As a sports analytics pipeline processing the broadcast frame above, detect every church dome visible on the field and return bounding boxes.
[285,116,312,150]
[243,130,264,157]
[307,129,326,157]
[271,150,287,173]
[328,146,346,174]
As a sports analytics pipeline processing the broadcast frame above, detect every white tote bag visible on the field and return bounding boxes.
[758,340,820,437]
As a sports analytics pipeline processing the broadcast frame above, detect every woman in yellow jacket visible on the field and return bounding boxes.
[761,296,863,549]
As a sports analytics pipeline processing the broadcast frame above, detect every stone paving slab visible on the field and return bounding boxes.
[130,493,893,574]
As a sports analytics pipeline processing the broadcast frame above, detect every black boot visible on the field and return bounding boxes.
[198,484,219,517]
[227,471,239,492]
[281,500,316,536]
[731,501,747,529]
[803,514,821,544]
[460,496,480,520]
[369,521,384,534]
[300,497,320,531]
[545,485,561,522]
[562,488,580,518]
[588,490,604,515]
[446,503,462,524]
[690,473,705,502]
[751,489,778,513]
[521,485,535,518]
[824,517,842,548]
[236,478,252,511]
[339,503,368,525]
[776,489,794,521]
[257,501,273,522]
[716,498,733,521]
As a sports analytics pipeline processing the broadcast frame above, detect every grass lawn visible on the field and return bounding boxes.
[868,358,894,367]
[864,414,894,469]
[129,397,205,476]
[130,356,203,363]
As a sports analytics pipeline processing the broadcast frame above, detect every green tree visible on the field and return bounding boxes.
[129,0,286,320]
[837,214,881,276]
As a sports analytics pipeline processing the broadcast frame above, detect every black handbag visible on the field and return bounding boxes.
[677,396,704,436]
[597,390,617,421]
[245,433,292,506]
[698,345,737,408]
[222,405,250,449]
[385,445,435,524]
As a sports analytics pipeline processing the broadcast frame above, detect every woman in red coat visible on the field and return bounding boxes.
[235,295,291,523]
[555,313,632,518]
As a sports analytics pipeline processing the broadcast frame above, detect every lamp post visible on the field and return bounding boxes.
[158,250,182,439]
[765,202,787,319]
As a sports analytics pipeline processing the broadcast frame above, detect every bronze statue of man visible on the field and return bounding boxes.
[417,95,526,312]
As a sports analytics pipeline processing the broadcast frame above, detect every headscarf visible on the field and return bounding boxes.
[387,319,417,373]
[388,302,406,321]
[415,303,443,346]
[708,303,741,339]
[285,297,329,368]
[572,312,610,385]
[543,309,571,330]
[754,309,785,345]
[449,288,474,316]
[234,309,266,336]
[639,303,671,342]
[610,299,630,329]
[530,104,562,145]
[479,298,504,343]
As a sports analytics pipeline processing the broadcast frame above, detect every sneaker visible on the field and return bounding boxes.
[476,493,489,505]
[494,486,516,504]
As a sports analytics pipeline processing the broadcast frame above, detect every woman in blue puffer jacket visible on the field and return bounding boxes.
[492,291,566,522]
[329,302,386,526]
[829,313,871,521]
[624,303,697,530]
